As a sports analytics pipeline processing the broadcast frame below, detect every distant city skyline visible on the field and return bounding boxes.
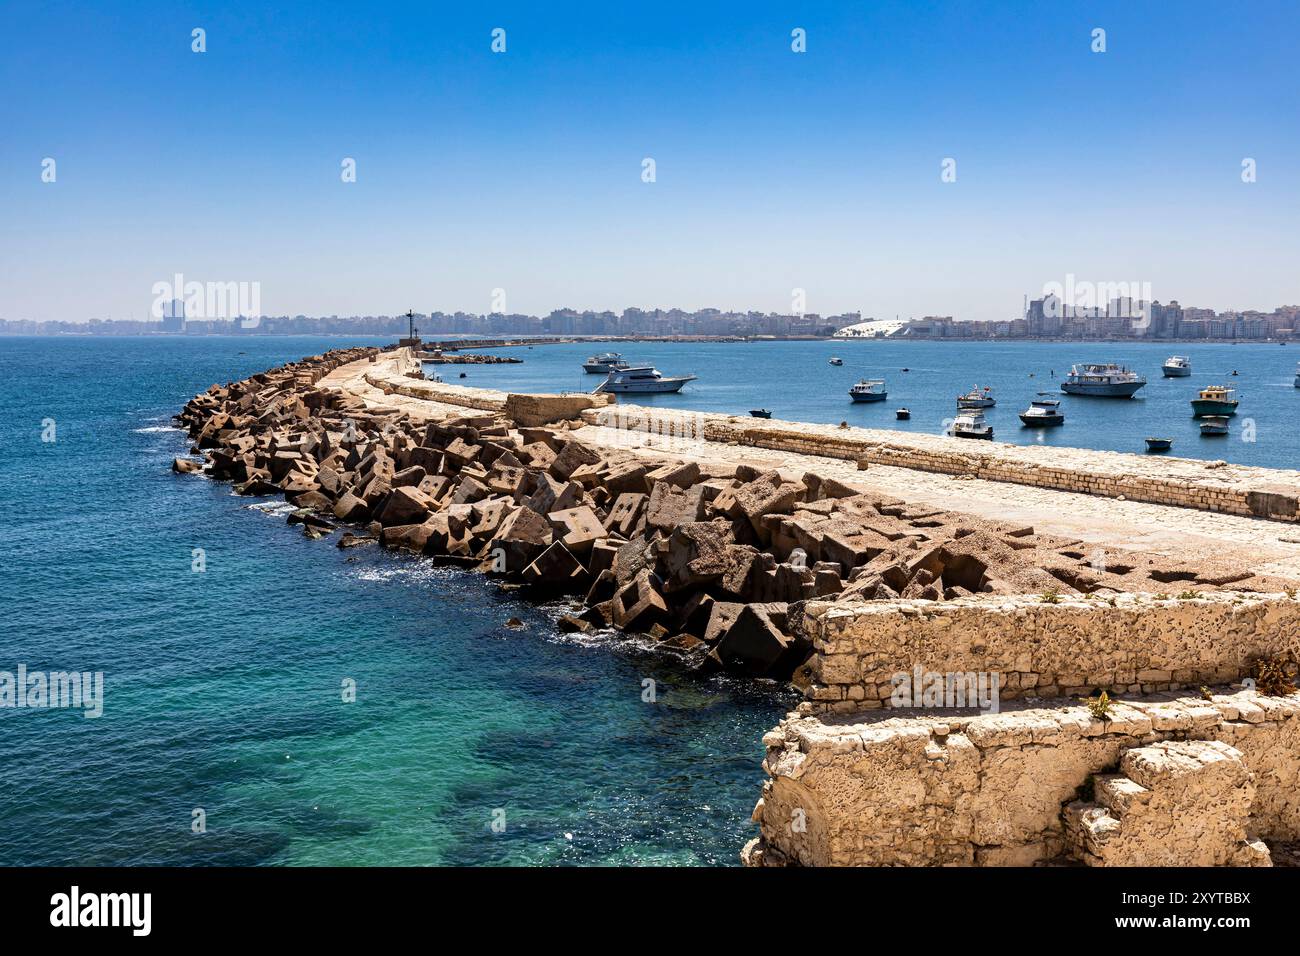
[2,1,1296,322]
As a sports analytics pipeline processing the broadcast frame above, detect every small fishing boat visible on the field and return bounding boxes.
[583,351,629,374]
[948,407,993,440]
[895,408,910,420]
[1200,416,1230,437]
[828,357,844,366]
[957,385,996,408]
[595,366,696,394]
[1190,385,1238,417]
[848,379,888,402]
[749,408,772,419]
[1161,355,1191,377]
[1145,437,1173,452]
[1019,397,1064,427]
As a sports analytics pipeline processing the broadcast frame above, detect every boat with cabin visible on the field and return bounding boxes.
[1161,355,1191,377]
[948,407,993,440]
[828,357,843,366]
[595,366,696,394]
[583,351,630,374]
[957,385,996,408]
[1019,397,1064,427]
[1060,363,1147,397]
[1190,385,1238,417]
[848,379,888,402]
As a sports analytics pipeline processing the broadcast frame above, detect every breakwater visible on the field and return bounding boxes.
[174,345,1300,866]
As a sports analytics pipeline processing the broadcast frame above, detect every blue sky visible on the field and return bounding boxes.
[1,0,1296,322]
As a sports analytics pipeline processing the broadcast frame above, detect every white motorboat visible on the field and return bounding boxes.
[957,385,996,408]
[848,379,887,402]
[1019,398,1064,427]
[1060,363,1146,397]
[1200,416,1230,437]
[1161,355,1191,377]
[948,407,993,440]
[828,357,844,366]
[583,351,629,374]
[595,366,696,394]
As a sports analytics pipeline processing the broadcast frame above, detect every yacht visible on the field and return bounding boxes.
[1200,416,1230,437]
[1060,363,1146,397]
[595,366,696,394]
[1019,397,1064,427]
[948,408,993,440]
[1190,385,1239,417]
[583,351,629,374]
[1161,355,1192,377]
[828,357,844,366]
[848,379,888,402]
[956,385,996,408]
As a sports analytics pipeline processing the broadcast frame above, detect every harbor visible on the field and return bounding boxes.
[416,338,1300,469]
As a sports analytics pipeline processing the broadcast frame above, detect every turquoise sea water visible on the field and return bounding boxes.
[443,339,1300,469]
[0,336,794,866]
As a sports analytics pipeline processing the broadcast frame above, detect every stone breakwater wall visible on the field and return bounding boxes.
[804,594,1300,715]
[744,689,1300,867]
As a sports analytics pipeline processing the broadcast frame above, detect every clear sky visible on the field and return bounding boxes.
[1,0,1296,323]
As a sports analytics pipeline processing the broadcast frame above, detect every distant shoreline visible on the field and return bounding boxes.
[3,330,1294,346]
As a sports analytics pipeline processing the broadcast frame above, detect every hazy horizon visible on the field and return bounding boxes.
[3,0,1297,323]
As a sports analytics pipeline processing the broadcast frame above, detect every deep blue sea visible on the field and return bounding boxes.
[444,339,1300,468]
[0,335,795,866]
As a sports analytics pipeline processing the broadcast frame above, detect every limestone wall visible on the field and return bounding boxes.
[804,593,1300,715]
[745,689,1300,866]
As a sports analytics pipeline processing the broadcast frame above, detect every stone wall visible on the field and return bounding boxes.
[804,593,1300,715]
[745,688,1300,866]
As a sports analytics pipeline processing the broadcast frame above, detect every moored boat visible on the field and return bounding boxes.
[595,366,696,393]
[749,408,772,419]
[1060,363,1146,397]
[828,357,843,366]
[583,351,629,374]
[1144,437,1173,452]
[1019,397,1064,427]
[1161,355,1191,377]
[948,407,993,440]
[1190,385,1238,417]
[957,385,996,408]
[1294,361,1299,388]
[848,379,887,402]
[895,408,910,420]
[1199,416,1230,437]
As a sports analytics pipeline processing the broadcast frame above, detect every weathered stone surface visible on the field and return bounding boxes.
[377,485,435,526]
